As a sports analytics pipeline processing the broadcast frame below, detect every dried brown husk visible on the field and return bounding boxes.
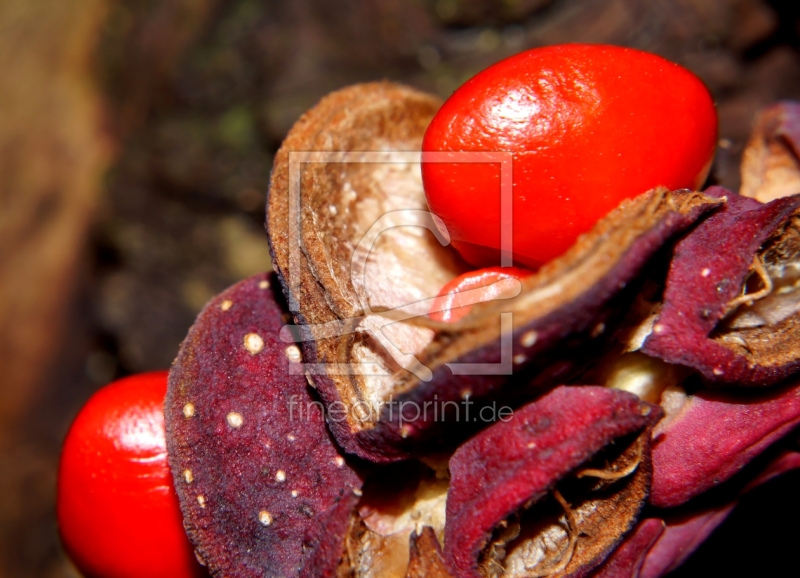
[267,82,723,462]
[740,101,800,203]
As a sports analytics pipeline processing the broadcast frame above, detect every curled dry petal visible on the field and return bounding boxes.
[165,273,362,577]
[444,386,662,578]
[741,101,800,203]
[267,81,722,463]
[649,379,800,508]
[641,186,800,386]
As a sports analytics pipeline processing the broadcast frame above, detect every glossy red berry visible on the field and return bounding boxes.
[422,44,717,269]
[57,371,203,578]
[430,266,532,322]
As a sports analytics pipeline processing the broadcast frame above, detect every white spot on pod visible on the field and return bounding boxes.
[520,330,537,348]
[244,333,264,354]
[259,510,273,526]
[275,470,286,483]
[653,323,665,335]
[334,456,345,468]
[183,403,195,418]
[291,490,299,498]
[513,354,527,365]
[227,412,244,428]
[197,495,206,508]
[527,442,536,449]
[183,469,194,484]
[220,299,233,311]
[352,488,363,497]
[287,434,296,442]
[305,372,317,389]
[258,280,270,290]
[713,367,724,376]
[328,204,338,215]
[701,268,711,277]
[285,345,302,362]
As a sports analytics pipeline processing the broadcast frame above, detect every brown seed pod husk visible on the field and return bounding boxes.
[266,81,722,463]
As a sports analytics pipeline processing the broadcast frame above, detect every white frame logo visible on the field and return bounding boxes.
[279,150,517,380]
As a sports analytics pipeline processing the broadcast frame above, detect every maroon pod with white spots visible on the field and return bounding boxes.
[166,273,362,577]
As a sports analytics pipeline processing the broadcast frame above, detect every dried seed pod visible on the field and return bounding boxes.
[740,101,800,203]
[443,386,662,578]
[166,273,362,577]
[640,186,800,386]
[267,81,722,462]
[648,379,800,508]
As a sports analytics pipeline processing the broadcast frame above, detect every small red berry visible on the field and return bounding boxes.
[57,371,203,578]
[430,267,532,322]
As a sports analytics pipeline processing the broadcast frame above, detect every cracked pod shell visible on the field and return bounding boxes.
[266,81,722,463]
[641,186,800,386]
[444,386,663,578]
[165,273,362,577]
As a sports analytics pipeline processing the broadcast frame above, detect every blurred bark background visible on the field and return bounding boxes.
[1,0,799,576]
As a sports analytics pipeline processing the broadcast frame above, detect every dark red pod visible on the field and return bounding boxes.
[166,273,362,577]
[641,186,800,386]
[648,378,800,508]
[596,450,800,578]
[444,386,662,578]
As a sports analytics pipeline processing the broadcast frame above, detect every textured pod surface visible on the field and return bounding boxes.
[166,273,362,577]
[590,519,664,578]
[641,186,800,386]
[267,82,721,462]
[649,379,800,508]
[444,386,662,578]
